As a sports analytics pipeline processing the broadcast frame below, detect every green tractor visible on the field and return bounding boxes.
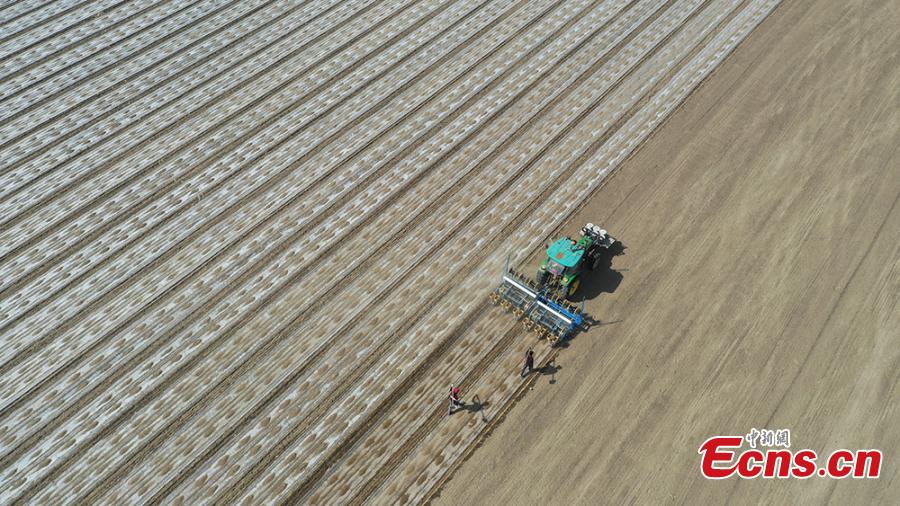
[536,223,615,300]
[491,222,617,343]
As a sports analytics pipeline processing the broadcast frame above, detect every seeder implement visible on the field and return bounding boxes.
[492,258,584,344]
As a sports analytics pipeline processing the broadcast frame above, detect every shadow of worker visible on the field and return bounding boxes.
[539,360,562,384]
[466,394,490,423]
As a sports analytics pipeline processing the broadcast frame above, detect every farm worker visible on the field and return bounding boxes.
[521,348,535,377]
[448,385,464,415]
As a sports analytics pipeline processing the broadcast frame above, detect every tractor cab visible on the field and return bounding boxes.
[536,224,614,299]
[545,237,583,272]
[537,237,589,297]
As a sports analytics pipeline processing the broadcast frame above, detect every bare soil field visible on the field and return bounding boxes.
[439,0,899,503]
[7,0,893,503]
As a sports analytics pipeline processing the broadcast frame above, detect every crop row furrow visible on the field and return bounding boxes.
[0,0,427,327]
[0,0,518,429]
[0,0,407,270]
[0,0,363,209]
[0,0,253,121]
[0,0,181,82]
[0,0,319,186]
[0,0,122,51]
[0,0,568,478]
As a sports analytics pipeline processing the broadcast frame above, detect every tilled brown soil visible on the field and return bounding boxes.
[437,0,899,503]
[0,0,784,503]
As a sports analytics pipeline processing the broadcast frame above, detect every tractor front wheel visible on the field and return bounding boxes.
[566,278,580,300]
[536,268,548,288]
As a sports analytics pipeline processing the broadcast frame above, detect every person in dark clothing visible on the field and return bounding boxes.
[521,348,535,377]
[448,385,464,415]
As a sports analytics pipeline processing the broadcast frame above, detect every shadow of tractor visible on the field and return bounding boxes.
[552,241,625,347]
[574,241,625,301]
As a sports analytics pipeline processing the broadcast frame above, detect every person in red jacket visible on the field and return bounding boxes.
[448,385,464,415]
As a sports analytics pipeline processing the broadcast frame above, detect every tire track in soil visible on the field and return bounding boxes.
[0,0,479,452]
[204,1,707,498]
[0,0,310,173]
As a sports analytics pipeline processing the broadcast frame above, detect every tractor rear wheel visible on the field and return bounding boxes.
[592,253,603,271]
